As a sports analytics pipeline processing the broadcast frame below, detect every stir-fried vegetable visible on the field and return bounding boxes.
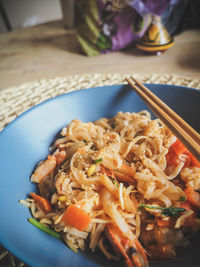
[171,139,187,155]
[30,193,52,213]
[112,179,119,187]
[167,139,200,167]
[94,158,103,164]
[140,204,186,217]
[87,158,103,176]
[28,218,61,239]
[156,218,172,227]
[25,111,200,266]
[161,207,186,217]
[61,204,91,231]
[179,196,186,203]
[87,164,96,177]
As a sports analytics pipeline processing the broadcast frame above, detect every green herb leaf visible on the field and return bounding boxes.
[28,218,61,239]
[179,196,186,203]
[161,207,186,217]
[94,158,103,164]
[139,204,186,217]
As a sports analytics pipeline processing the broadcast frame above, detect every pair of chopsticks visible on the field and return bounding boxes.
[126,76,200,161]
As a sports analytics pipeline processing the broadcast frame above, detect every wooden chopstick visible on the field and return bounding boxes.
[131,77,200,145]
[126,76,200,161]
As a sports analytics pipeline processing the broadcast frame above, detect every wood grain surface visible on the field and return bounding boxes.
[0,20,200,90]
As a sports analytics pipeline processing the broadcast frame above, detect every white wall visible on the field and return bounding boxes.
[0,0,62,33]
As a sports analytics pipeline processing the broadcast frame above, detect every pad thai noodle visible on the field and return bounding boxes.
[22,111,200,267]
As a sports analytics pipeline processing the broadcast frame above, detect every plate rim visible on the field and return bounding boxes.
[0,83,200,267]
[1,83,199,136]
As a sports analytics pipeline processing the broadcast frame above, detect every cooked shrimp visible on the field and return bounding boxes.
[102,187,134,240]
[31,155,56,183]
[54,150,67,166]
[140,224,183,260]
[105,224,148,267]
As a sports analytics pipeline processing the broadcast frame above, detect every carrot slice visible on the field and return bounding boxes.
[171,139,187,155]
[167,139,200,167]
[166,149,178,166]
[61,205,91,231]
[157,218,172,227]
[184,187,200,210]
[166,139,186,167]
[30,192,52,213]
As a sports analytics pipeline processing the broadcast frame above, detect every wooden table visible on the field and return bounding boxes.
[0,20,200,91]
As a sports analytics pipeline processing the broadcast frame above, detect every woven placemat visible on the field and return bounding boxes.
[1,73,200,132]
[0,73,200,267]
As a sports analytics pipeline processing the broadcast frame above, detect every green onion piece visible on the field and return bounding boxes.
[112,179,119,187]
[28,218,61,239]
[94,158,103,164]
[139,204,186,217]
[140,204,165,210]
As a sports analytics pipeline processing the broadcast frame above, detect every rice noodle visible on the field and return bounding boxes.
[175,210,194,229]
[89,223,105,252]
[119,183,124,210]
[19,199,31,208]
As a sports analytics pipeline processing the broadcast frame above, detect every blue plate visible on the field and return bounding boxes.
[0,84,200,267]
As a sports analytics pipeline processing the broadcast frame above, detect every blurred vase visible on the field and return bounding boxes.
[60,0,75,28]
[136,15,174,54]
